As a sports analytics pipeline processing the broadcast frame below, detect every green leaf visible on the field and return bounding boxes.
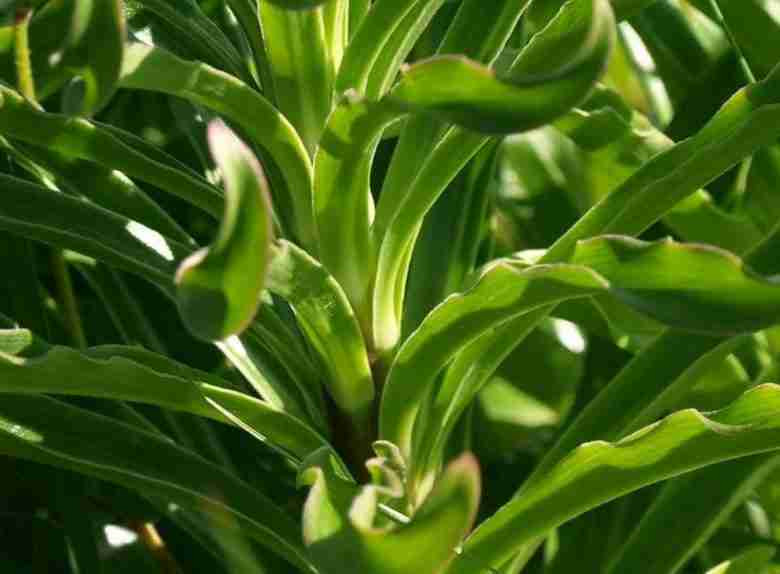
[629,1,725,106]
[362,0,447,100]
[394,235,780,488]
[0,393,316,573]
[745,146,780,235]
[448,384,780,573]
[0,231,49,338]
[176,122,273,342]
[3,138,193,246]
[544,61,780,262]
[313,95,398,329]
[440,70,780,521]
[60,0,125,115]
[0,174,185,288]
[130,0,249,82]
[380,261,607,465]
[336,0,437,95]
[386,0,613,133]
[247,296,329,427]
[703,546,776,574]
[372,0,616,354]
[258,2,333,154]
[119,42,316,249]
[604,455,780,574]
[663,191,763,255]
[0,0,123,111]
[571,236,780,336]
[266,240,374,416]
[371,0,531,257]
[300,450,480,574]
[693,0,780,79]
[491,228,780,571]
[437,0,530,63]
[0,85,224,217]
[224,0,274,97]
[216,333,310,420]
[402,143,496,334]
[75,261,169,351]
[0,343,330,463]
[372,127,490,355]
[559,87,764,254]
[321,0,347,73]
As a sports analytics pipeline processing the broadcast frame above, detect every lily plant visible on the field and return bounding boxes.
[2,0,780,572]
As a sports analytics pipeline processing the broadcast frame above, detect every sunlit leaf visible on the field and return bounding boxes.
[176,122,273,342]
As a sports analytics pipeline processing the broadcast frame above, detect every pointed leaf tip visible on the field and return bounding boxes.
[176,121,274,341]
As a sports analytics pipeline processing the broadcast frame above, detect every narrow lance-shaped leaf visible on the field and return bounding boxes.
[0,174,185,289]
[570,236,780,335]
[371,0,531,252]
[604,455,780,574]
[0,85,224,217]
[0,393,316,573]
[59,0,125,115]
[383,237,780,488]
[419,63,780,503]
[336,0,435,95]
[318,0,614,331]
[314,95,398,332]
[447,384,780,573]
[0,344,331,463]
[259,1,333,154]
[119,42,316,249]
[367,0,534,243]
[131,0,248,81]
[3,137,193,246]
[176,122,273,341]
[452,227,780,571]
[362,0,447,100]
[477,227,780,571]
[441,68,780,567]
[224,0,274,98]
[557,86,764,254]
[265,240,374,416]
[381,0,613,134]
[0,0,123,113]
[703,546,776,574]
[543,61,780,262]
[371,0,616,354]
[689,0,780,79]
[0,229,49,338]
[380,262,608,464]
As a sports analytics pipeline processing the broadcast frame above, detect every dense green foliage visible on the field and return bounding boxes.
[1,0,780,572]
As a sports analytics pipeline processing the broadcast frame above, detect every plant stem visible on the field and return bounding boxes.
[50,250,88,348]
[14,9,88,350]
[13,8,36,102]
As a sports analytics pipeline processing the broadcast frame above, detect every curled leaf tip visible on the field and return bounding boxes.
[386,0,615,134]
[176,120,274,341]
